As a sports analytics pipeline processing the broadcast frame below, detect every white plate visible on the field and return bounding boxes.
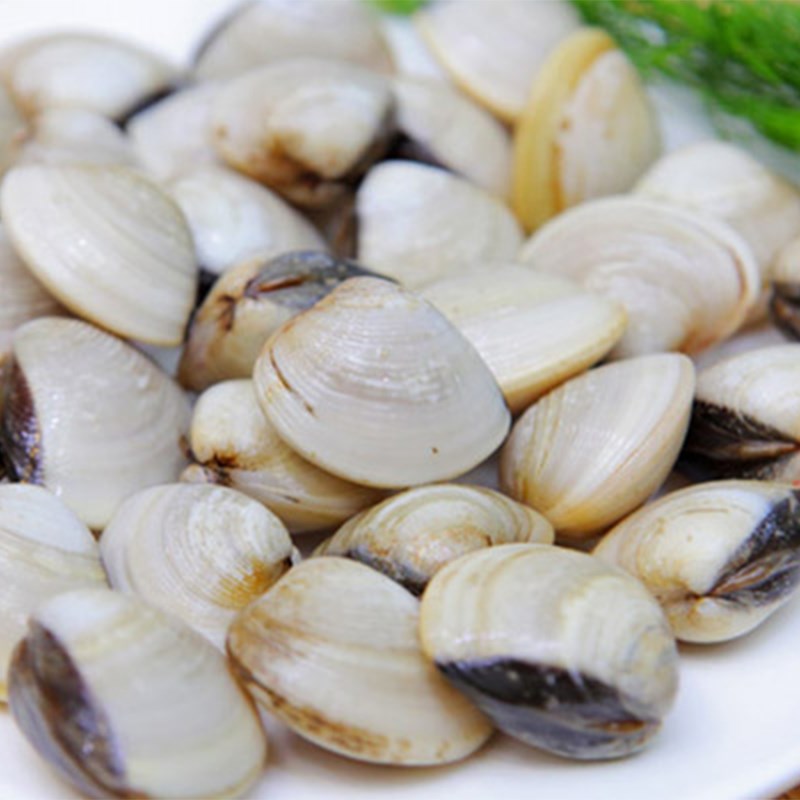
[3,2,800,798]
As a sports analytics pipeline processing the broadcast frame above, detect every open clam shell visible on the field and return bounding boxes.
[415,0,580,122]
[595,480,800,643]
[313,484,553,595]
[1,317,191,529]
[227,557,492,765]
[419,543,679,760]
[500,353,695,540]
[421,266,626,413]
[0,484,106,700]
[194,0,392,81]
[253,277,511,488]
[513,29,660,233]
[9,588,267,799]
[178,251,378,392]
[183,379,382,533]
[100,483,293,649]
[1,164,197,346]
[679,344,800,482]
[356,161,523,288]
[519,197,760,358]
[211,58,394,208]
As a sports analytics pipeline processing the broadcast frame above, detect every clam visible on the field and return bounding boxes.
[314,484,553,594]
[421,266,626,413]
[380,16,451,84]
[392,77,512,197]
[1,33,175,121]
[1,164,197,346]
[595,481,800,643]
[679,344,800,482]
[500,353,695,540]
[126,83,221,182]
[356,161,523,288]
[419,544,679,760]
[513,29,660,233]
[0,83,26,176]
[415,0,581,122]
[9,588,267,798]
[211,58,394,208]
[253,277,511,488]
[178,250,379,392]
[519,197,760,358]
[100,483,293,649]
[183,379,383,533]
[194,0,392,81]
[227,557,492,764]
[166,166,326,280]
[770,235,800,339]
[0,484,106,700]
[1,317,191,529]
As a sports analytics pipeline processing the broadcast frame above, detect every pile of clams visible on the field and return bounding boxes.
[2,0,800,797]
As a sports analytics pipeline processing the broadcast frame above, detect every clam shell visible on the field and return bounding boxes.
[1,317,191,529]
[513,29,660,233]
[421,266,626,413]
[253,277,511,488]
[419,543,679,760]
[227,557,492,765]
[772,236,800,338]
[0,484,106,700]
[356,161,523,288]
[194,0,392,81]
[1,164,197,346]
[380,16,451,84]
[184,379,382,533]
[519,197,760,358]
[314,483,553,594]
[500,353,695,539]
[9,588,267,798]
[0,83,27,176]
[415,0,581,122]
[595,480,800,643]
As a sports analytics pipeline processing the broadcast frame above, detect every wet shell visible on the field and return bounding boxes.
[253,277,511,488]
[419,543,679,760]
[100,483,293,649]
[519,197,760,358]
[227,557,492,764]
[595,481,800,643]
[183,379,382,533]
[9,588,267,798]
[513,29,660,233]
[167,166,326,278]
[211,58,394,208]
[0,484,106,700]
[357,161,523,288]
[1,164,197,346]
[415,0,581,122]
[314,484,553,594]
[769,235,800,339]
[178,251,379,392]
[679,344,800,482]
[194,0,392,81]
[421,266,626,413]
[500,354,695,540]
[1,317,191,529]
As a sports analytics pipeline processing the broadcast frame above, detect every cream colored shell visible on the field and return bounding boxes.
[0,83,26,177]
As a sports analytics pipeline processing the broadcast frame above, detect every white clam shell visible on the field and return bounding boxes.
[253,277,511,488]
[380,16,450,84]
[421,266,626,413]
[0,83,27,176]
[500,353,695,539]
[0,484,106,699]
[357,161,523,288]
[100,483,293,649]
[1,317,191,529]
[519,196,760,358]
[595,480,800,643]
[9,588,267,798]
[184,379,382,533]
[227,557,493,765]
[1,164,197,345]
